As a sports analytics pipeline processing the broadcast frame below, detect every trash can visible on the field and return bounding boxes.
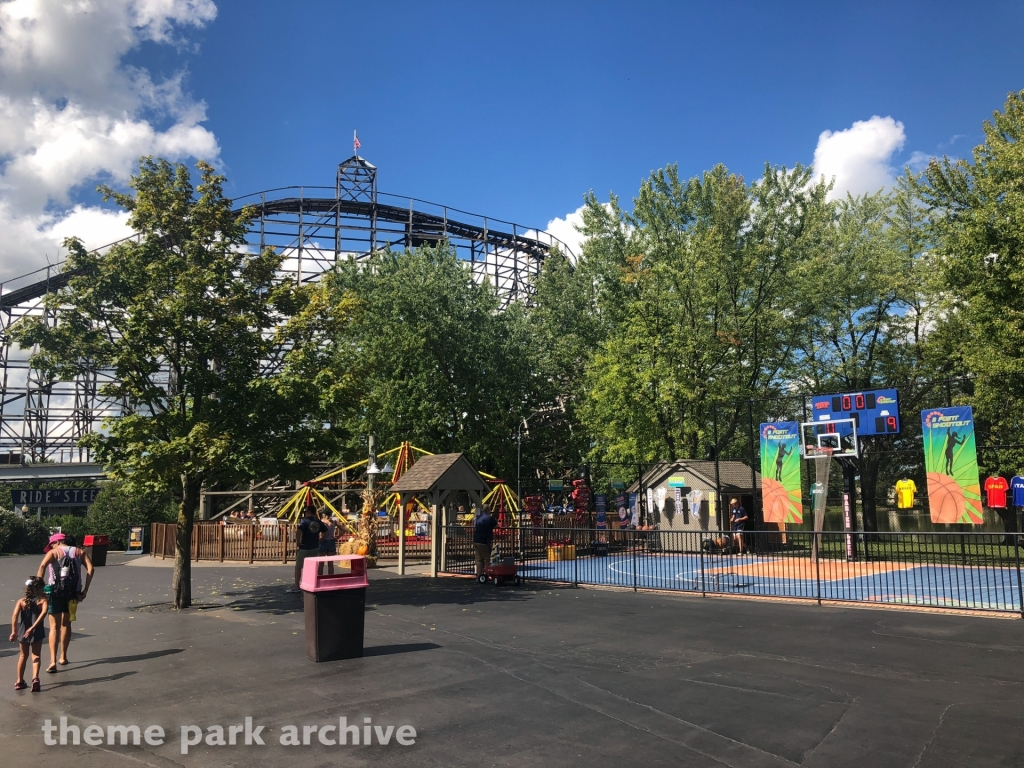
[83,534,109,566]
[300,554,368,662]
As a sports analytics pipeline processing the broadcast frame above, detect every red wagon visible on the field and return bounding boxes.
[476,559,521,586]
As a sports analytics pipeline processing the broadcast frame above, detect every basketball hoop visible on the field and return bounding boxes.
[800,418,859,459]
[809,446,834,562]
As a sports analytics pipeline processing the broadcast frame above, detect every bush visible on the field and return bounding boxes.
[46,514,91,546]
[0,511,50,555]
[84,481,177,551]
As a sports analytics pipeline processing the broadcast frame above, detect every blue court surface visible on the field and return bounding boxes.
[474,553,1024,613]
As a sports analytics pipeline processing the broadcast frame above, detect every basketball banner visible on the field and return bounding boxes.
[760,422,803,524]
[921,407,983,524]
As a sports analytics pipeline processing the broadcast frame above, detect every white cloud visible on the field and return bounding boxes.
[542,205,587,261]
[813,116,906,199]
[907,151,935,172]
[0,0,219,281]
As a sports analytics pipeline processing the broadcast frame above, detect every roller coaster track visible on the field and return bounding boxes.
[0,163,572,466]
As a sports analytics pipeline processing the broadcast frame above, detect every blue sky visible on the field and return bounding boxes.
[2,0,1023,276]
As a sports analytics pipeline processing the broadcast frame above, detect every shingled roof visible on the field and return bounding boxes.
[627,459,761,493]
[388,452,490,496]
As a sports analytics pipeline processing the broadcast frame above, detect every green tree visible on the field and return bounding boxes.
[917,90,1024,474]
[577,163,829,468]
[522,244,609,484]
[327,244,535,477]
[11,159,340,608]
[85,481,177,550]
[788,180,950,530]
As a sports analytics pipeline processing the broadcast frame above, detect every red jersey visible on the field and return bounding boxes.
[984,476,1009,508]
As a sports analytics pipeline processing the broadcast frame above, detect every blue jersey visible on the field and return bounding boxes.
[1012,476,1024,507]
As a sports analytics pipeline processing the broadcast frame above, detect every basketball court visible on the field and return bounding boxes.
[508,552,1021,612]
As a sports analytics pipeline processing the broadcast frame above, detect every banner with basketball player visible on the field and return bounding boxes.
[921,406,983,524]
[759,422,803,524]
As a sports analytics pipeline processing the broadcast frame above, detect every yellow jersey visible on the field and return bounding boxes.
[895,479,917,509]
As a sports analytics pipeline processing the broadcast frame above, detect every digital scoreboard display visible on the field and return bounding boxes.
[811,388,900,436]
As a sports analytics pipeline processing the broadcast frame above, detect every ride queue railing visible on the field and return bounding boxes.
[441,526,1024,616]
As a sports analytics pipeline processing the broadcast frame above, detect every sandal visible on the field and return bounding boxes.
[31,678,40,692]
[46,665,57,674]
[59,658,69,666]
[14,680,27,690]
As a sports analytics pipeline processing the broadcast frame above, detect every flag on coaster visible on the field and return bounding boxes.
[354,130,361,151]
[759,422,803,524]
[921,406,983,524]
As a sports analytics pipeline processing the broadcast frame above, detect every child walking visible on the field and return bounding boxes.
[10,576,48,692]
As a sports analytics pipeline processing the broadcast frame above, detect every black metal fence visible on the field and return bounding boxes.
[441,526,1024,616]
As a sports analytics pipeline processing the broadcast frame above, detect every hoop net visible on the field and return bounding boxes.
[810,447,833,562]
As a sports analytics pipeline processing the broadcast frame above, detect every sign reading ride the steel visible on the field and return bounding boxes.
[11,488,101,508]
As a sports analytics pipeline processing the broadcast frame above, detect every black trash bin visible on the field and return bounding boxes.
[83,534,109,566]
[300,554,368,662]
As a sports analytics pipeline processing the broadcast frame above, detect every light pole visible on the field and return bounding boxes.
[517,408,557,504]
[517,420,525,505]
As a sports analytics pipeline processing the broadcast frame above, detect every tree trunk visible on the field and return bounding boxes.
[173,476,201,609]
[860,453,880,535]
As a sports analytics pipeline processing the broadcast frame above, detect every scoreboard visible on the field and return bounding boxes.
[810,388,900,436]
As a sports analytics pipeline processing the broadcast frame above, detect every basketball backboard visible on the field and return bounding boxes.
[800,418,859,459]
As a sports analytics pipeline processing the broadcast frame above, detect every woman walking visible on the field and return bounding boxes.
[36,534,93,672]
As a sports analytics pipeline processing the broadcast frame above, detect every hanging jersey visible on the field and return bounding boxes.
[984,476,1009,508]
[895,479,917,509]
[1012,476,1024,507]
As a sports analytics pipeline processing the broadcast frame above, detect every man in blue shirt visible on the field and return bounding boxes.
[473,506,498,576]
[288,504,322,593]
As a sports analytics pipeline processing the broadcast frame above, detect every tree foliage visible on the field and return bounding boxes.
[326,244,534,477]
[572,164,829,466]
[11,158,341,607]
[917,90,1024,472]
[14,89,1024,550]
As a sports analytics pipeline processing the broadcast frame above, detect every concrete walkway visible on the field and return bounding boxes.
[1,552,1022,766]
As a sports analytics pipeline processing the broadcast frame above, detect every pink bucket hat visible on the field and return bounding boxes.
[43,532,65,554]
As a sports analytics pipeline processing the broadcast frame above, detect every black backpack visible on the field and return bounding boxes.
[52,548,80,601]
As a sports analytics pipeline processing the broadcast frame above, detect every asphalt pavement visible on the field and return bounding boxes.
[1,551,1022,767]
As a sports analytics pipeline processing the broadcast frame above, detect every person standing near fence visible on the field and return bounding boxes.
[288,505,322,593]
[319,510,337,575]
[729,498,748,555]
[473,506,498,576]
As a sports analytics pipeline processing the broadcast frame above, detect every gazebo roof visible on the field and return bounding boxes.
[388,453,490,497]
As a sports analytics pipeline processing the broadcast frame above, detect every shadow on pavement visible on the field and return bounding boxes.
[121,574,570,616]
[45,671,137,689]
[70,648,185,671]
[366,575,570,608]
[363,642,441,657]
